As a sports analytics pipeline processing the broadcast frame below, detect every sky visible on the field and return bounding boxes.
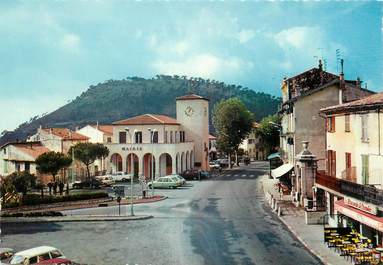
[0,1,382,133]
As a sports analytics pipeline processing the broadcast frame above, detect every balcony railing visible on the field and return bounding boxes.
[315,170,383,206]
[316,170,341,193]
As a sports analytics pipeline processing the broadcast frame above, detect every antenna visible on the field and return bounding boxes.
[336,49,342,73]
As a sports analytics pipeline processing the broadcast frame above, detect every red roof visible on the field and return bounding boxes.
[321,92,383,113]
[176,94,209,101]
[14,143,50,159]
[42,128,89,141]
[91,125,113,135]
[113,114,179,125]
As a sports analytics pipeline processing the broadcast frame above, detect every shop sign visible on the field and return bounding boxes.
[122,146,143,151]
[344,197,378,215]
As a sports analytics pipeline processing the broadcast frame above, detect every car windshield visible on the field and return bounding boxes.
[10,255,24,264]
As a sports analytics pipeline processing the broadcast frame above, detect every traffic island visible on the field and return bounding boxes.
[1,195,167,216]
[1,215,154,223]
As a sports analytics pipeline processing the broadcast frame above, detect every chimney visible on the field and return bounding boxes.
[318,59,323,71]
[356,77,361,89]
[96,121,99,130]
[338,59,345,104]
[339,59,345,89]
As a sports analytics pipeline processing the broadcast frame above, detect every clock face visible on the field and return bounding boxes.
[185,106,194,117]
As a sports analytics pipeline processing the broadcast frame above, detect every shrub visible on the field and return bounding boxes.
[1,211,64,217]
[3,192,108,208]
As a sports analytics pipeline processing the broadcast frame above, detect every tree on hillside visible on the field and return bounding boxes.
[35,151,73,182]
[256,114,281,156]
[213,98,254,166]
[70,143,109,180]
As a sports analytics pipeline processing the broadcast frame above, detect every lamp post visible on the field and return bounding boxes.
[126,128,137,216]
[148,128,156,198]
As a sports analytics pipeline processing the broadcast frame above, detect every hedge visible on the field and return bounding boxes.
[3,192,108,208]
[1,211,64,217]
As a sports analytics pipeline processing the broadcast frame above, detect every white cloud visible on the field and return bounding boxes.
[152,53,251,78]
[237,29,255,44]
[274,26,310,49]
[60,33,81,52]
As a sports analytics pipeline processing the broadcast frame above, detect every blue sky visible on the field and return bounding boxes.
[0,1,382,133]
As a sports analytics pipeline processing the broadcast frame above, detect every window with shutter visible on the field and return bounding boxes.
[361,115,369,142]
[362,155,369,184]
[345,114,350,132]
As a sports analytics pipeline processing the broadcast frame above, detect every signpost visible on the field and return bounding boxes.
[117,196,121,216]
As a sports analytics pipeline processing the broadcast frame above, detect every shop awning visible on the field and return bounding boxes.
[267,152,280,160]
[335,200,383,233]
[271,163,293,179]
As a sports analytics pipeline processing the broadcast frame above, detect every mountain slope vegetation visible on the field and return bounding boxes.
[0,75,280,145]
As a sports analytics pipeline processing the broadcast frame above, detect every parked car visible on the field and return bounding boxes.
[36,258,73,265]
[167,174,186,186]
[218,159,234,168]
[180,170,199,180]
[10,246,65,265]
[95,175,115,186]
[199,170,210,179]
[1,247,15,263]
[147,176,180,189]
[108,172,132,182]
[72,179,101,189]
[209,161,221,169]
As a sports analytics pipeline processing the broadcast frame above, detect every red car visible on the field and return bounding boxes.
[36,258,73,265]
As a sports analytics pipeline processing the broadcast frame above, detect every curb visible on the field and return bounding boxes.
[1,215,154,223]
[277,215,333,265]
[261,179,332,265]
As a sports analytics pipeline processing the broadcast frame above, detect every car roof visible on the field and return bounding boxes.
[0,248,14,254]
[15,246,58,257]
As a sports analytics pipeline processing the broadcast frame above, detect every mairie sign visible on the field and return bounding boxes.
[344,197,378,215]
[122,146,143,151]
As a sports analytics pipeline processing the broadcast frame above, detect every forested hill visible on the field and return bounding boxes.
[0,75,281,145]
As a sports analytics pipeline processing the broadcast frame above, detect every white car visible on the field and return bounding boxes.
[96,175,115,186]
[10,246,65,265]
[109,172,132,182]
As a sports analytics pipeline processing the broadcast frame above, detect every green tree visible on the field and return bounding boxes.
[35,151,73,182]
[0,171,36,195]
[71,143,109,179]
[256,114,281,156]
[212,98,254,165]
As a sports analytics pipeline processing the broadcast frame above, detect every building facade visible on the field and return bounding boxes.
[316,93,383,246]
[239,122,266,160]
[104,94,209,179]
[278,61,374,205]
[0,142,50,177]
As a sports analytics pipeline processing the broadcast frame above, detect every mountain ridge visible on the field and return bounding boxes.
[0,75,281,146]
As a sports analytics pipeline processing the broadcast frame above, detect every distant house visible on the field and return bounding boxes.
[239,122,266,160]
[76,124,114,175]
[0,141,50,177]
[209,134,217,161]
[28,127,89,153]
[76,124,113,144]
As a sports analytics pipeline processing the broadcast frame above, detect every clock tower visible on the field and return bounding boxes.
[176,94,209,171]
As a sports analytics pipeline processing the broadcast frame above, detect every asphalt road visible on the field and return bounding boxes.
[1,161,322,265]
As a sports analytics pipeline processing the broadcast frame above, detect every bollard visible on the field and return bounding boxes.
[271,198,275,208]
[274,201,278,212]
[278,206,282,216]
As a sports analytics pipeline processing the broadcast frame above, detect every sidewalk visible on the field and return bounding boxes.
[261,175,350,265]
[2,195,167,214]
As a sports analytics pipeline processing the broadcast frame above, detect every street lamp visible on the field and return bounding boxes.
[125,128,137,216]
[148,128,156,198]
